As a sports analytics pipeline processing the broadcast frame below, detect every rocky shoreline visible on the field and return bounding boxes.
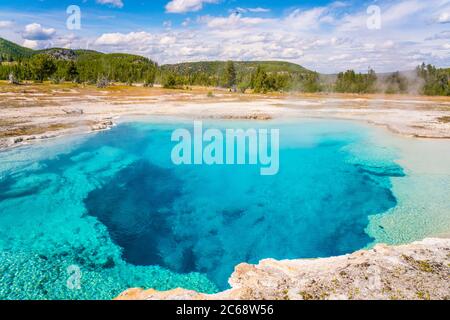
[116,238,450,300]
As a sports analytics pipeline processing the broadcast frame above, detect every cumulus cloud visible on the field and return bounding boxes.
[87,0,450,73]
[95,31,153,46]
[160,35,177,45]
[96,0,124,8]
[166,0,219,13]
[22,40,39,49]
[277,48,303,59]
[328,54,350,62]
[22,23,56,40]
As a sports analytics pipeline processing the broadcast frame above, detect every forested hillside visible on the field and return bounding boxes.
[160,60,320,92]
[0,38,34,61]
[0,38,158,85]
[0,37,449,95]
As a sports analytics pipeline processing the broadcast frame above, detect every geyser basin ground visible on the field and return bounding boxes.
[0,118,449,300]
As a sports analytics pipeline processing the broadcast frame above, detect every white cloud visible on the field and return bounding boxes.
[328,54,350,61]
[438,12,450,23]
[160,35,177,45]
[278,48,303,59]
[182,18,192,27]
[166,0,219,13]
[248,7,270,13]
[381,40,395,49]
[0,20,13,28]
[284,7,330,30]
[96,0,124,8]
[88,0,450,73]
[338,11,366,31]
[95,32,153,46]
[349,57,368,64]
[179,45,220,56]
[382,0,427,24]
[234,7,271,13]
[22,23,56,40]
[200,13,273,29]
[22,40,39,49]
[329,1,348,9]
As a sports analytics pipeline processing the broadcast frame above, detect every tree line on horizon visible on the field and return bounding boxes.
[0,52,158,87]
[0,52,449,96]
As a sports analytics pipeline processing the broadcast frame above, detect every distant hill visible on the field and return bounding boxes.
[0,37,157,84]
[0,37,150,63]
[0,38,34,61]
[0,37,107,62]
[161,60,314,75]
[160,60,317,89]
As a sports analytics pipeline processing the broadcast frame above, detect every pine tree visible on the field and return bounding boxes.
[251,66,268,93]
[66,60,79,82]
[29,54,57,82]
[223,60,236,89]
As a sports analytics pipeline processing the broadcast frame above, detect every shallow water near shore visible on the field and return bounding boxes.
[0,118,449,299]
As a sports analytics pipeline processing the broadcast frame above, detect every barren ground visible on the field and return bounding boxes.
[1,81,449,149]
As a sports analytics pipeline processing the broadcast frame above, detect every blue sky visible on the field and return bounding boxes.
[0,0,449,72]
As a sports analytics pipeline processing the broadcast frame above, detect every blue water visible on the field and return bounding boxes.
[0,119,404,299]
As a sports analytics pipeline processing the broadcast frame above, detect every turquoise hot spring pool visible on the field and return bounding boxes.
[0,118,449,299]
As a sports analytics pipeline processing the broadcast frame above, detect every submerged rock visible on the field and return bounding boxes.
[116,238,450,300]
